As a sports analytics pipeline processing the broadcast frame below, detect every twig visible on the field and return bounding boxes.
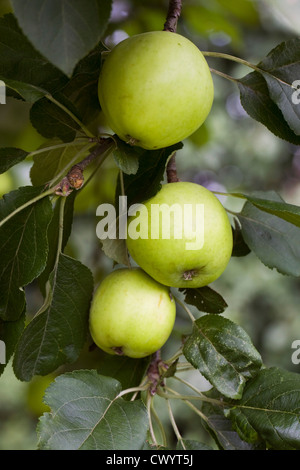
[163,0,183,182]
[166,153,179,183]
[55,137,115,195]
[163,0,182,33]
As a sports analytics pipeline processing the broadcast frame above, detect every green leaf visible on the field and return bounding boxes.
[232,190,300,228]
[30,140,89,186]
[237,199,300,276]
[3,77,47,103]
[30,95,82,143]
[13,254,94,381]
[183,315,262,399]
[238,71,300,145]
[0,147,29,174]
[0,186,53,321]
[179,286,228,314]
[201,390,260,450]
[116,143,183,208]
[96,353,150,396]
[37,370,148,450]
[0,312,25,376]
[11,0,113,77]
[258,39,300,136]
[113,137,141,176]
[225,367,300,450]
[0,14,67,94]
[62,43,104,124]
[38,195,76,295]
[176,439,215,450]
[231,219,251,257]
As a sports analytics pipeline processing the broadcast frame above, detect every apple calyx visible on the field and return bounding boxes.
[182,269,199,281]
[126,136,140,146]
[111,346,124,355]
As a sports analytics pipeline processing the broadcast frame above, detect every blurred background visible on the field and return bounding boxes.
[0,0,300,450]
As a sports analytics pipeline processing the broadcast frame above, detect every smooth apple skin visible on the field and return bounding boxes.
[89,268,176,358]
[126,182,233,288]
[98,31,214,150]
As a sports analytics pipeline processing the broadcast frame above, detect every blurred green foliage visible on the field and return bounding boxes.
[0,0,299,450]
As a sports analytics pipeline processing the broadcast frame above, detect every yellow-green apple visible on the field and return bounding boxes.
[98,31,214,150]
[89,267,176,358]
[126,182,233,288]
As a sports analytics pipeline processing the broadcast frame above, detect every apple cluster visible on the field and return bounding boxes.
[89,31,233,358]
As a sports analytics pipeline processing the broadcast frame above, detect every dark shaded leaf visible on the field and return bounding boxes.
[238,71,300,145]
[30,95,81,143]
[179,286,227,314]
[11,0,112,77]
[13,254,94,381]
[0,312,25,376]
[0,148,28,174]
[0,186,53,321]
[0,14,67,94]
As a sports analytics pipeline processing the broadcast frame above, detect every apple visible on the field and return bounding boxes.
[26,374,55,417]
[126,182,233,288]
[98,31,214,150]
[89,267,176,358]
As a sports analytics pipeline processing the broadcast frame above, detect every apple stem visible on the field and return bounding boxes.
[166,153,179,183]
[163,0,182,33]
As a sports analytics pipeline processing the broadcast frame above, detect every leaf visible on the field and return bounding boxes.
[3,77,47,103]
[30,95,81,143]
[225,367,300,450]
[201,391,260,450]
[238,71,300,145]
[258,39,300,136]
[96,354,150,396]
[11,0,113,77]
[232,190,300,228]
[30,140,89,186]
[176,439,215,450]
[231,219,251,257]
[37,370,148,450]
[62,43,104,124]
[115,143,183,208]
[0,313,25,376]
[0,147,29,174]
[0,14,67,94]
[113,137,140,175]
[183,315,262,399]
[38,194,76,295]
[179,286,228,314]
[237,200,300,276]
[13,254,94,381]
[0,186,53,321]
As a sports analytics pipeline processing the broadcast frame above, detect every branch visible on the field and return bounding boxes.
[164,0,182,182]
[55,137,114,196]
[163,0,182,32]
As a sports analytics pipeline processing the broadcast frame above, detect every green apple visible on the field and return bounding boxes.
[26,374,55,417]
[126,182,233,288]
[89,267,176,358]
[98,31,214,150]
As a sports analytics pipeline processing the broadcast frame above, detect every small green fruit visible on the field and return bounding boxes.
[98,31,214,150]
[126,182,233,288]
[89,268,176,358]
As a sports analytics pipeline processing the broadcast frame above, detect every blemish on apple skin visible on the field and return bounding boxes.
[112,346,124,355]
[158,294,163,307]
